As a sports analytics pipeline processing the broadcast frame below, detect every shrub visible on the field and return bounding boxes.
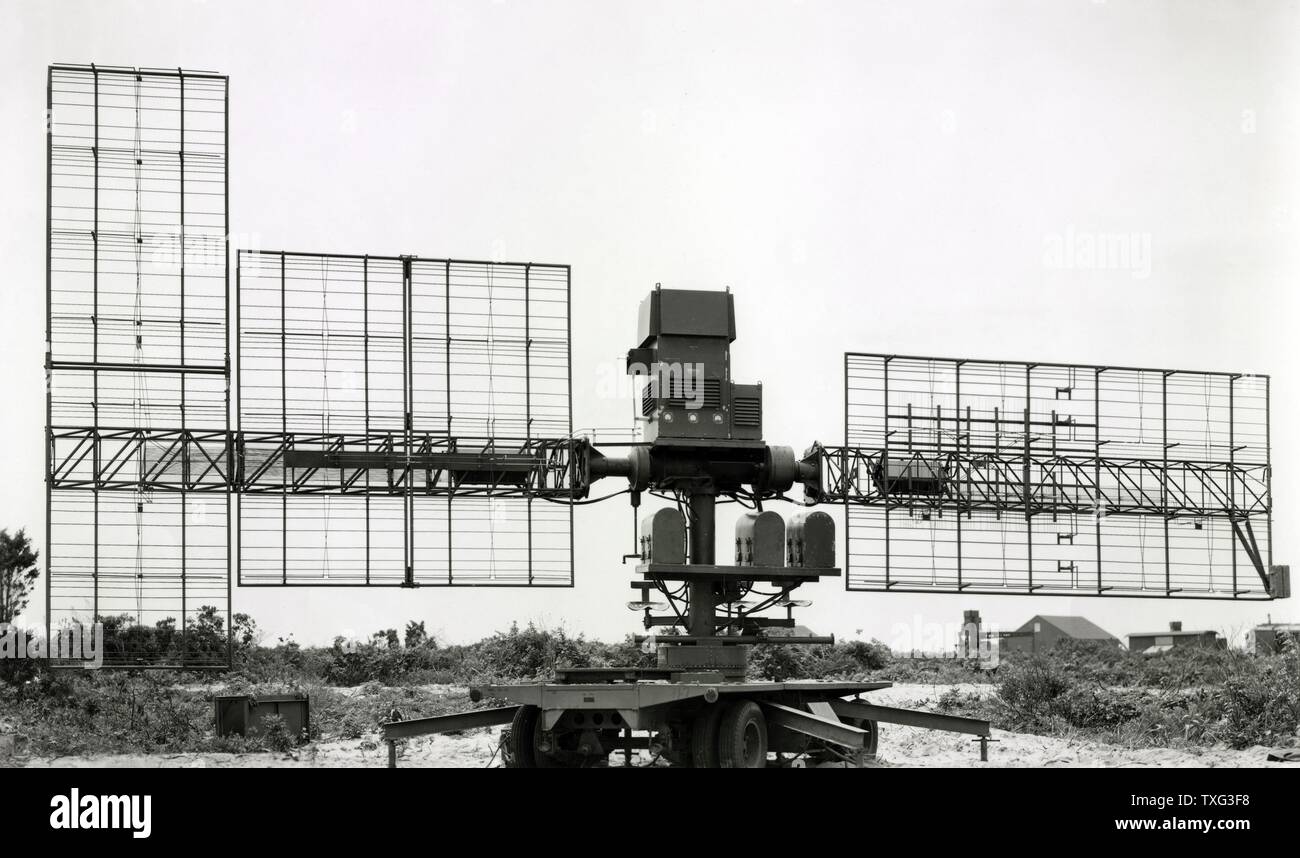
[995,657,1072,731]
[1208,654,1300,748]
[748,644,807,681]
[250,713,295,753]
[461,622,645,682]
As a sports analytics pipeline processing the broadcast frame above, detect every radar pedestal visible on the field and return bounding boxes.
[602,287,835,679]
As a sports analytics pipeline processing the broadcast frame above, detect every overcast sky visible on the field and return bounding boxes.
[2,0,1297,649]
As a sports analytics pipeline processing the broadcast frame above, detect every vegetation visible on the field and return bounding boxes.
[0,616,1295,757]
[0,529,39,625]
[929,639,1300,750]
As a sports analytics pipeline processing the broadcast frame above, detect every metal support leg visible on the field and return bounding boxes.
[686,490,717,637]
[387,739,397,769]
[973,735,998,762]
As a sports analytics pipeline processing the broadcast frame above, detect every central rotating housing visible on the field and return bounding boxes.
[581,287,832,678]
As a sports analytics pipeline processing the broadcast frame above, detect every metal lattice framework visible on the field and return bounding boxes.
[835,354,1273,599]
[43,63,1282,672]
[234,250,575,587]
[44,66,577,669]
[46,65,231,667]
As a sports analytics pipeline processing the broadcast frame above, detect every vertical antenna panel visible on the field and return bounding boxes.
[47,65,230,666]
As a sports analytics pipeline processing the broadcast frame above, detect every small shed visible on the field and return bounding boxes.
[1251,623,1300,655]
[1127,622,1223,654]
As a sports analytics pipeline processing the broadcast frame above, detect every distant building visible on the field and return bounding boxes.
[1251,623,1300,655]
[959,610,982,659]
[992,615,1120,656]
[1127,621,1224,654]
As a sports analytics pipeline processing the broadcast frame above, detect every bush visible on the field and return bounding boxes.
[748,644,807,681]
[989,647,1300,749]
[1208,653,1300,748]
[6,671,215,756]
[748,639,893,682]
[461,623,652,682]
[249,713,295,753]
[995,657,1072,731]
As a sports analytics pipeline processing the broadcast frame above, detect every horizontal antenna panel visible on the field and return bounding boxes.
[235,250,575,585]
[842,353,1273,600]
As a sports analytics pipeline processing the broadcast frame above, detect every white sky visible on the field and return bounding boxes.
[1,0,1297,649]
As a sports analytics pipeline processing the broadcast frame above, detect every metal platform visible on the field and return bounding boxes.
[478,679,892,721]
[380,679,992,768]
[635,563,840,582]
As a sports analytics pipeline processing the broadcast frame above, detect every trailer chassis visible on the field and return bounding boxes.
[381,673,991,768]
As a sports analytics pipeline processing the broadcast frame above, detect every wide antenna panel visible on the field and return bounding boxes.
[235,251,574,586]
[46,65,231,666]
[832,353,1274,600]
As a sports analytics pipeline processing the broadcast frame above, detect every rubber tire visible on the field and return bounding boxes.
[717,700,768,768]
[690,704,726,768]
[860,718,880,758]
[505,705,539,768]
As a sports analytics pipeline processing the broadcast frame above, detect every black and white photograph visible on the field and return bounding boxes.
[0,0,1296,838]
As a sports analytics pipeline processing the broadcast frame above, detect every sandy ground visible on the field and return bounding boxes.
[15,683,1293,768]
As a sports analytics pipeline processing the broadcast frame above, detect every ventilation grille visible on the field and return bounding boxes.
[733,395,761,427]
[642,377,723,414]
[702,378,722,409]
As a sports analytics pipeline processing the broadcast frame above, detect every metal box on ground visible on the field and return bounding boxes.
[788,510,835,568]
[215,694,310,742]
[736,510,785,566]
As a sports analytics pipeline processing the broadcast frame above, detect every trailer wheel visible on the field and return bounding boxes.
[717,700,768,769]
[859,718,880,757]
[504,705,539,768]
[690,704,726,768]
[532,719,608,768]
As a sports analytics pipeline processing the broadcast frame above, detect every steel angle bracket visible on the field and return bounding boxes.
[830,699,991,737]
[380,705,519,742]
[761,701,869,750]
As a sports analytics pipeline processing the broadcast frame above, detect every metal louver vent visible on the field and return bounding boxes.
[643,376,723,412]
[733,395,761,427]
[702,378,722,409]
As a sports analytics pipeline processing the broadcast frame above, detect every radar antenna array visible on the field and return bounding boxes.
[44,64,1284,671]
